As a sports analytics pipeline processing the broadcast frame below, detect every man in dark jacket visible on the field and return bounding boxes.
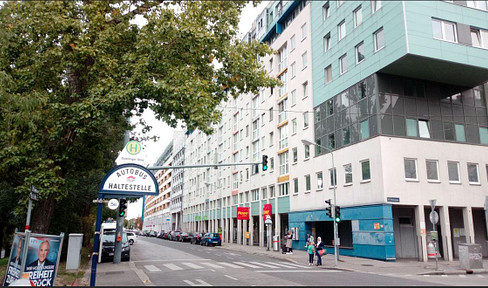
[27,240,54,269]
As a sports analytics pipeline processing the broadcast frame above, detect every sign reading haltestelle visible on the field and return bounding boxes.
[99,164,159,196]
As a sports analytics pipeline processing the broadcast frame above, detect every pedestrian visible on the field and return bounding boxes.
[305,233,310,248]
[315,236,325,266]
[285,230,293,254]
[307,241,315,265]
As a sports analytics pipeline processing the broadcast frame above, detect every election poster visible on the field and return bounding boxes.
[3,233,26,286]
[23,233,64,286]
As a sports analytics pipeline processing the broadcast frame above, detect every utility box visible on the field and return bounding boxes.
[273,235,280,252]
[458,243,483,270]
[66,233,83,270]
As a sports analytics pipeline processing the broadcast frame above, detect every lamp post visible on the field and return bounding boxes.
[301,139,338,267]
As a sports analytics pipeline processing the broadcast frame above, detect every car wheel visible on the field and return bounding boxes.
[129,239,134,245]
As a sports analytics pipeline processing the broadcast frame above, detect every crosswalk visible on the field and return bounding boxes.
[143,261,309,272]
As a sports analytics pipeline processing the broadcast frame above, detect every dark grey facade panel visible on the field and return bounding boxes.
[457,23,472,46]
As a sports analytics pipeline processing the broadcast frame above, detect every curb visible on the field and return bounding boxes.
[419,269,488,276]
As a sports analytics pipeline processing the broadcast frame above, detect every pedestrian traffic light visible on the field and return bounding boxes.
[334,205,341,223]
[262,154,268,171]
[325,199,332,218]
[119,198,128,217]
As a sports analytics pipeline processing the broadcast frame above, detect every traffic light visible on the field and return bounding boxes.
[119,198,128,217]
[262,154,268,171]
[334,206,341,223]
[325,199,332,218]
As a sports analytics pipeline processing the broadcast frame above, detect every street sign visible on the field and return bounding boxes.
[30,185,39,201]
[107,199,119,210]
[99,163,159,196]
[264,215,272,225]
[429,199,436,211]
[429,211,439,225]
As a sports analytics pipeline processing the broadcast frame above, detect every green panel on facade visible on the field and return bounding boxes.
[277,196,290,213]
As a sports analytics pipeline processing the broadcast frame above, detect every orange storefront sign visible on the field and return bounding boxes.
[237,207,250,220]
[263,204,272,221]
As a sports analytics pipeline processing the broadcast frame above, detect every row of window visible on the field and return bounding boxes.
[404,158,487,184]
[432,18,488,50]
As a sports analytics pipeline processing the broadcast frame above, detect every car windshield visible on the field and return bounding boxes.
[102,232,128,244]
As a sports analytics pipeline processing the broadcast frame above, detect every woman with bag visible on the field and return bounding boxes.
[315,236,325,266]
[285,230,293,254]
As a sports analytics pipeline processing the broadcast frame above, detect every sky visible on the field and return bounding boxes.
[126,1,268,220]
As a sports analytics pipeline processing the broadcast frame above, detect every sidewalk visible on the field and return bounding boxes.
[219,242,488,276]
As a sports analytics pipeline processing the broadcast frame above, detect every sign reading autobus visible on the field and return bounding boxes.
[99,163,159,196]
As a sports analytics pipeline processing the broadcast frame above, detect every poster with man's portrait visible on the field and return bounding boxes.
[23,236,62,286]
[3,233,26,286]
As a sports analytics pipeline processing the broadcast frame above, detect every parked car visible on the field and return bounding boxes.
[200,233,221,247]
[101,231,130,262]
[162,232,169,240]
[157,231,165,239]
[127,232,138,245]
[178,232,191,242]
[149,230,157,237]
[172,231,181,241]
[191,233,204,245]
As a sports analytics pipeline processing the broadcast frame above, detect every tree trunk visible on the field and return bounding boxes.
[30,193,57,234]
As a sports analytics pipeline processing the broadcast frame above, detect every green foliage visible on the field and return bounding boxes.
[0,1,280,233]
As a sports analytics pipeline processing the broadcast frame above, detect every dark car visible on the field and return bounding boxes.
[162,232,169,240]
[172,231,181,241]
[101,232,130,262]
[178,232,191,242]
[200,233,221,247]
[157,231,165,239]
[191,233,203,245]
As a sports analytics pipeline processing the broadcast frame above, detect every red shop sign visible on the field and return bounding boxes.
[263,204,272,221]
[237,207,250,220]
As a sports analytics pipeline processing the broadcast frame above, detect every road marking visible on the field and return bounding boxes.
[423,275,430,277]
[219,262,244,269]
[441,275,448,277]
[256,270,340,273]
[459,275,466,278]
[477,275,484,278]
[195,279,212,286]
[144,265,161,272]
[201,262,224,269]
[266,262,291,268]
[183,280,212,286]
[286,262,311,269]
[224,275,239,281]
[233,262,261,268]
[133,259,208,263]
[249,262,281,268]
[182,262,204,269]
[163,263,183,271]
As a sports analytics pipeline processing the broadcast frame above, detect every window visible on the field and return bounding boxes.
[480,127,488,145]
[301,23,307,41]
[455,124,466,142]
[338,20,346,41]
[279,125,288,149]
[406,119,431,138]
[468,163,480,184]
[269,185,275,198]
[448,161,460,183]
[339,54,347,75]
[354,6,363,28]
[291,89,297,106]
[290,35,296,51]
[324,33,332,52]
[269,107,273,122]
[372,0,382,13]
[404,158,418,180]
[261,113,266,126]
[252,189,259,201]
[293,178,299,194]
[290,62,296,78]
[305,175,311,191]
[279,71,287,96]
[292,147,298,163]
[315,107,321,123]
[344,164,352,184]
[343,127,351,145]
[326,99,334,116]
[374,27,385,51]
[328,133,335,149]
[323,2,330,21]
[269,132,274,147]
[279,152,289,175]
[361,160,371,181]
[360,120,369,140]
[292,118,297,134]
[471,28,488,49]
[270,157,275,170]
[278,99,288,123]
[302,81,309,98]
[467,0,488,10]
[262,187,267,199]
[317,172,324,189]
[301,52,308,69]
[279,183,289,196]
[325,65,332,84]
[303,112,309,128]
[279,45,287,71]
[356,42,365,63]
[304,144,310,159]
[432,18,457,43]
[329,168,337,187]
[426,160,439,182]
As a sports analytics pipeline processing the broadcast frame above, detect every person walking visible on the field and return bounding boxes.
[315,236,325,266]
[307,241,315,265]
[285,230,293,254]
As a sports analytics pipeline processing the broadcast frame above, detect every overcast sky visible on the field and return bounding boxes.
[126,1,267,220]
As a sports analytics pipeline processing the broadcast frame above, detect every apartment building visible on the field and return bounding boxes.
[166,0,488,262]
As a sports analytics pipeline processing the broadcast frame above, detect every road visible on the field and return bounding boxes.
[96,237,487,286]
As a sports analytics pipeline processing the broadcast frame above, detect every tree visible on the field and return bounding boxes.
[0,1,280,233]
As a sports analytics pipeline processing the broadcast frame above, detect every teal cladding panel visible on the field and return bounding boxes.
[277,196,290,213]
[251,201,260,216]
[311,1,407,106]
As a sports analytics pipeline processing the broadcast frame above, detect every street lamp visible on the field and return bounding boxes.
[301,138,339,267]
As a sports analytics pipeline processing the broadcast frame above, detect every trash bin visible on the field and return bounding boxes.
[458,243,483,270]
[66,233,83,270]
[273,235,279,252]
